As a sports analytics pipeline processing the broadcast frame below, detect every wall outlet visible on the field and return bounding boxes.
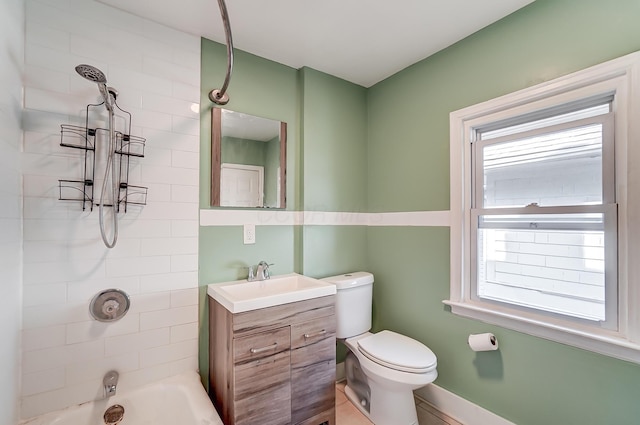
[243,224,256,244]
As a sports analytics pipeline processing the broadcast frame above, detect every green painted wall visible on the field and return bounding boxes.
[199,40,301,383]
[221,136,266,166]
[300,67,368,213]
[299,67,369,284]
[199,41,369,385]
[200,1,640,423]
[367,1,640,424]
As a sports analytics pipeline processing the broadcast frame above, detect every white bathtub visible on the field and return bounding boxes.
[20,371,223,425]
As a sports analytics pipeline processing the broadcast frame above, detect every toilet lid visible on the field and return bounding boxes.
[357,330,437,374]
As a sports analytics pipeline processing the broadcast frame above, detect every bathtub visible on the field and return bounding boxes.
[20,371,223,425]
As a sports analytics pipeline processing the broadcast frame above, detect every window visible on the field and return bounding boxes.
[446,52,640,363]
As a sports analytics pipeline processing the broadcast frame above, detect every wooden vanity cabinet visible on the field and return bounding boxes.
[209,295,336,425]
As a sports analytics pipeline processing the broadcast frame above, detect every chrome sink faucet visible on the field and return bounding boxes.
[248,261,272,281]
[103,370,119,398]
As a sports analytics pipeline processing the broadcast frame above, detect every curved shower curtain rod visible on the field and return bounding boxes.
[209,0,234,105]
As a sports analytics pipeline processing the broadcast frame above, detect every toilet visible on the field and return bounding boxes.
[322,272,437,425]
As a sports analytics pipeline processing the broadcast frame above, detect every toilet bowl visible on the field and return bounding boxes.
[322,272,438,425]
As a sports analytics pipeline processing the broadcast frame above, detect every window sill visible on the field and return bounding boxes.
[443,299,640,364]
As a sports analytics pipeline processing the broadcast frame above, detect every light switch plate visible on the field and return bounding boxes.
[243,224,256,244]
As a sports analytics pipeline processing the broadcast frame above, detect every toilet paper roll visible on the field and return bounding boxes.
[468,333,499,351]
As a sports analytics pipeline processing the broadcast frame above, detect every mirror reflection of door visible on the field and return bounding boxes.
[220,163,264,207]
[211,108,287,208]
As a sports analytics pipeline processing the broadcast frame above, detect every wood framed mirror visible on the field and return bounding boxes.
[211,108,287,208]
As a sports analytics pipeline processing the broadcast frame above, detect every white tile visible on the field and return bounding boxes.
[170,322,198,344]
[144,183,171,202]
[105,255,171,278]
[141,128,199,152]
[108,66,173,97]
[21,368,65,397]
[24,65,70,94]
[114,219,172,239]
[23,240,67,264]
[171,254,198,272]
[117,356,197,391]
[23,257,106,285]
[129,291,171,314]
[65,351,139,385]
[171,185,200,203]
[141,237,197,256]
[23,283,67,307]
[65,314,140,345]
[22,301,91,329]
[170,288,198,308]
[140,164,199,185]
[171,220,199,237]
[172,81,200,103]
[22,346,67,374]
[142,56,199,85]
[139,271,198,293]
[142,92,198,118]
[172,115,200,136]
[105,327,170,357]
[140,305,197,331]
[21,377,103,419]
[22,325,66,352]
[66,276,141,303]
[171,150,200,170]
[134,201,198,221]
[139,339,198,368]
[21,0,202,416]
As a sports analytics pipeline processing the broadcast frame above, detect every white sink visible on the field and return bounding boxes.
[207,273,336,313]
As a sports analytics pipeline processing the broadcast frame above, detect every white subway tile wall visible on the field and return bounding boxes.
[0,0,24,423]
[21,0,201,418]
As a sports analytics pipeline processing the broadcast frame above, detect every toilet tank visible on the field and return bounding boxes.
[321,272,374,339]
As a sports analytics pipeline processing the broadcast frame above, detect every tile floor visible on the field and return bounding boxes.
[335,382,462,425]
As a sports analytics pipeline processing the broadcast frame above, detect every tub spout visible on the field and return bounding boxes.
[103,370,119,398]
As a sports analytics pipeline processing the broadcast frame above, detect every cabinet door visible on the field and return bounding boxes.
[291,317,336,424]
[233,329,292,425]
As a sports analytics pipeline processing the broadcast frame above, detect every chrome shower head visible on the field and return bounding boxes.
[75,64,107,84]
[75,64,114,111]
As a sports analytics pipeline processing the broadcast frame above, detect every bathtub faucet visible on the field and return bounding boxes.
[103,370,119,398]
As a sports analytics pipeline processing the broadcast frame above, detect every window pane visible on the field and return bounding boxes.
[479,103,610,140]
[483,124,603,208]
[477,226,605,321]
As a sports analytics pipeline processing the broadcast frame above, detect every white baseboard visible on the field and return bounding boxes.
[414,384,515,425]
[337,362,515,425]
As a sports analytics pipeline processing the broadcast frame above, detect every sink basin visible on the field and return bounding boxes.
[207,273,336,313]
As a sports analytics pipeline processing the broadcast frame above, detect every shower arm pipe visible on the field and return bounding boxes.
[209,0,234,105]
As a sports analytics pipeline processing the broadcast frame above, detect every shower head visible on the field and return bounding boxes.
[75,64,107,84]
[75,64,114,111]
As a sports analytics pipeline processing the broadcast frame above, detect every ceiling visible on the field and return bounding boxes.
[99,0,535,88]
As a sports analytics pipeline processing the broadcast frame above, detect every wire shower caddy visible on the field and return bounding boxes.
[58,100,148,212]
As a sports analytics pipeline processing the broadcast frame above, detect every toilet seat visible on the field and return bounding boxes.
[357,330,437,374]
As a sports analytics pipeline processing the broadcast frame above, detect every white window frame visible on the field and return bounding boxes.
[446,51,640,363]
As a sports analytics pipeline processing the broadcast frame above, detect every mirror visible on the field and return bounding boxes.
[211,108,287,208]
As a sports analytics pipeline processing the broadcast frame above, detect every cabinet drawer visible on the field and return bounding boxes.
[291,316,336,350]
[233,326,290,364]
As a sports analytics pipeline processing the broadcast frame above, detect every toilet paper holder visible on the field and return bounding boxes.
[468,333,499,351]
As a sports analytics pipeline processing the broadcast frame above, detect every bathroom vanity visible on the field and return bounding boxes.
[208,275,336,425]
